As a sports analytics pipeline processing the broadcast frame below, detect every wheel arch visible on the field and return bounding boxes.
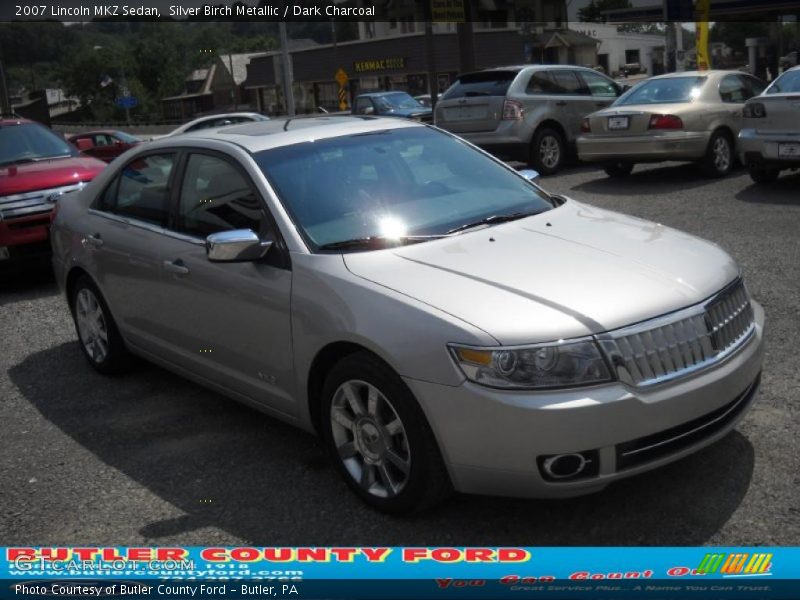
[532,119,568,145]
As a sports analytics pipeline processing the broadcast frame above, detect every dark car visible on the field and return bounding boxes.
[68,130,142,163]
[1,118,106,270]
[353,92,433,122]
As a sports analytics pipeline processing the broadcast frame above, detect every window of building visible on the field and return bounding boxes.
[625,49,641,65]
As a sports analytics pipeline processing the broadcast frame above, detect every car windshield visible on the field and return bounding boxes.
[767,70,800,94]
[0,122,77,167]
[376,93,423,110]
[114,131,141,143]
[255,127,554,251]
[614,76,707,105]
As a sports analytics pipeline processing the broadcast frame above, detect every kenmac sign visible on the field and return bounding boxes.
[353,58,407,73]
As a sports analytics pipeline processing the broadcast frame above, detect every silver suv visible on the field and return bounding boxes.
[434,65,624,174]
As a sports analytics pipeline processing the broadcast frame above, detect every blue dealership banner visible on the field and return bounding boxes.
[1,547,799,599]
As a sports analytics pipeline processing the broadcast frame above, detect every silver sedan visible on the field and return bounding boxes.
[578,70,766,178]
[739,65,800,183]
[51,117,765,513]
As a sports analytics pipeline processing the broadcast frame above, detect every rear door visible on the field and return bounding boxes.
[83,152,177,353]
[546,69,595,140]
[434,70,518,133]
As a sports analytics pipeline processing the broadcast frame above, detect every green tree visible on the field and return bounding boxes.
[577,0,632,23]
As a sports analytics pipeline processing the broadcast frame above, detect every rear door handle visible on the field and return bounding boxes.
[163,259,190,276]
[555,101,568,107]
[83,233,103,248]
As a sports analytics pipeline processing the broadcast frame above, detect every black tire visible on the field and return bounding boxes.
[69,275,132,375]
[702,130,734,178]
[530,126,566,175]
[748,165,780,184]
[321,351,452,514]
[603,161,635,178]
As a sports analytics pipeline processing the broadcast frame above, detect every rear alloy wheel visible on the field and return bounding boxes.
[603,161,634,178]
[748,165,780,184]
[70,276,131,375]
[703,131,734,177]
[531,127,565,175]
[322,352,451,514]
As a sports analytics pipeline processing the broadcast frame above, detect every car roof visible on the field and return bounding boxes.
[647,70,742,80]
[0,117,34,126]
[187,112,263,122]
[69,129,121,136]
[356,91,410,97]
[156,116,421,153]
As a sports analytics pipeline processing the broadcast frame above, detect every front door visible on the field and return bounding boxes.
[154,151,295,415]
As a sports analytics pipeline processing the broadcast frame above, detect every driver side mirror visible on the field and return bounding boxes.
[519,169,540,182]
[206,229,272,262]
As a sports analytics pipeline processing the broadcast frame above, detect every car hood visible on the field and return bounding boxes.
[343,200,739,345]
[0,156,106,196]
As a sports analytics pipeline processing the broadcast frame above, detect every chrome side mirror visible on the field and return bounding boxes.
[206,229,272,262]
[519,169,540,182]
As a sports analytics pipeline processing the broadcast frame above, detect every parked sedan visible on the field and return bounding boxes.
[352,92,432,122]
[68,130,142,162]
[167,112,269,136]
[578,71,766,178]
[51,117,764,514]
[739,65,800,183]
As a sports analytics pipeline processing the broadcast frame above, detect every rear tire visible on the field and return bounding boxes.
[702,130,734,177]
[603,161,634,178]
[69,275,132,375]
[530,127,565,175]
[321,352,452,514]
[748,165,780,184]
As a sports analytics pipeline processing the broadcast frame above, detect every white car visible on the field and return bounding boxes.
[167,112,269,136]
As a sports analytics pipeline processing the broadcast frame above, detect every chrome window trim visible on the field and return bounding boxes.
[86,208,205,246]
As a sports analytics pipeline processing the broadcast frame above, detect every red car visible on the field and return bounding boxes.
[68,129,142,162]
[1,118,106,270]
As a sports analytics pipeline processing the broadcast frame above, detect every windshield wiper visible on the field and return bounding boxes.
[0,154,72,168]
[318,235,446,252]
[446,211,542,235]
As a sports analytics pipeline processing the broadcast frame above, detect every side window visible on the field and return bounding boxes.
[580,71,619,98]
[550,70,589,95]
[102,153,175,226]
[355,98,373,114]
[94,134,112,146]
[719,75,747,103]
[743,76,766,99]
[186,119,214,133]
[525,71,558,94]
[176,153,268,239]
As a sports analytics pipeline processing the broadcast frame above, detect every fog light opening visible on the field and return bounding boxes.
[543,453,588,479]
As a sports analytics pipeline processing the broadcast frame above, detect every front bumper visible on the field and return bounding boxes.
[405,301,765,499]
[577,131,710,163]
[0,211,55,271]
[738,128,800,168]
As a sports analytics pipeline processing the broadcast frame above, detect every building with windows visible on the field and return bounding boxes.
[568,22,665,76]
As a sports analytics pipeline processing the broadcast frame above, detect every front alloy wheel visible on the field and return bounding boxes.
[321,352,451,514]
[330,380,411,498]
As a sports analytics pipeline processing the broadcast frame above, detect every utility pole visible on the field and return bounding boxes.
[279,22,296,117]
[674,22,685,72]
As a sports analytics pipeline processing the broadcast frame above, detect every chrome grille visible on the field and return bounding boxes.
[0,182,85,221]
[600,280,755,387]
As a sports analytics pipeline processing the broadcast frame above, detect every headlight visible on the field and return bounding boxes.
[449,340,613,390]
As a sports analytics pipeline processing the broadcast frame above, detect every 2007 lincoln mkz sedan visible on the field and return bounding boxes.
[51,116,765,514]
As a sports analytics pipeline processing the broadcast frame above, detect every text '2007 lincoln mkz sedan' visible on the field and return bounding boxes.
[51,116,765,514]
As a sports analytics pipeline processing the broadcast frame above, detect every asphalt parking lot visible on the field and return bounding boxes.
[1,161,798,547]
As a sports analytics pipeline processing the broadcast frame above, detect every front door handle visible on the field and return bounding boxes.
[163,259,190,276]
[83,233,103,248]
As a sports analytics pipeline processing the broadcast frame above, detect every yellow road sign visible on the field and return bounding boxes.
[335,68,349,86]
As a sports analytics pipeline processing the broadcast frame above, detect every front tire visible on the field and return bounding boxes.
[748,165,780,184]
[603,161,634,178]
[530,127,566,175]
[69,275,131,375]
[703,130,734,177]
[321,352,451,514]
